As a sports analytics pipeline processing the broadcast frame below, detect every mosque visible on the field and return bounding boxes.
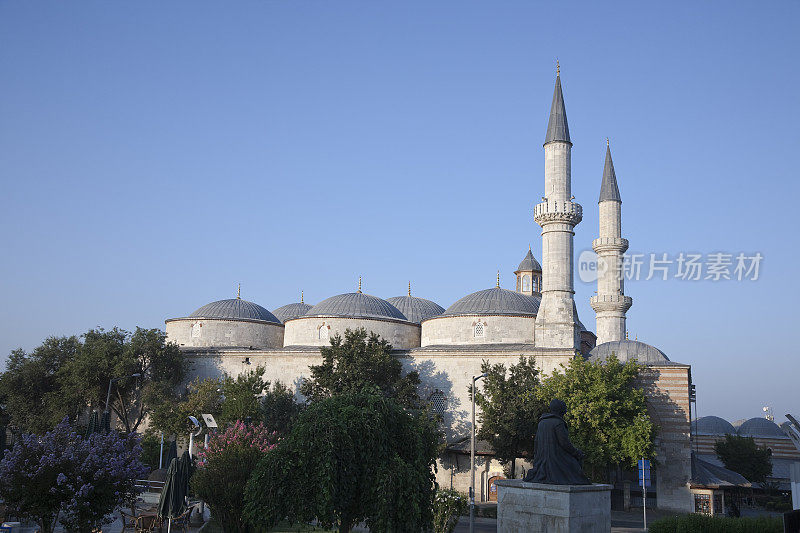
[165,67,697,511]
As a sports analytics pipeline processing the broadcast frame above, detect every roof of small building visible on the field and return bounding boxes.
[188,298,281,324]
[272,302,313,323]
[737,417,787,439]
[440,287,541,318]
[516,248,542,273]
[691,453,750,488]
[386,295,445,324]
[303,292,408,321]
[587,340,670,365]
[694,416,736,436]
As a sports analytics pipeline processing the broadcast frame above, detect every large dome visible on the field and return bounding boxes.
[272,302,313,323]
[303,292,408,321]
[588,340,669,364]
[386,296,445,324]
[442,287,541,317]
[188,298,281,324]
[737,417,786,438]
[695,416,736,436]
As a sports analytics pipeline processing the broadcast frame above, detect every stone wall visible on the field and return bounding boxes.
[637,363,693,512]
[420,315,536,346]
[166,318,285,349]
[283,316,420,349]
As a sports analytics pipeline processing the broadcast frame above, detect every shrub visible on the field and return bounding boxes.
[0,420,147,533]
[140,432,162,468]
[432,489,467,533]
[191,421,278,533]
[649,514,783,533]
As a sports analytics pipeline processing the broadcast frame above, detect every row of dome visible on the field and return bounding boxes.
[185,286,542,326]
[694,415,790,439]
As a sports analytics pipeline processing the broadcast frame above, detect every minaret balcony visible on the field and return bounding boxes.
[592,237,629,254]
[533,200,583,226]
[590,294,633,313]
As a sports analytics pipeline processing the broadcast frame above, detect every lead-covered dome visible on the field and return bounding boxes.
[303,292,408,321]
[588,340,669,364]
[273,302,313,323]
[737,417,786,438]
[386,296,445,324]
[442,287,541,317]
[189,298,281,324]
[695,416,736,436]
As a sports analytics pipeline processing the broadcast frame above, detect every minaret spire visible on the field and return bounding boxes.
[599,141,621,202]
[591,141,632,344]
[544,62,571,145]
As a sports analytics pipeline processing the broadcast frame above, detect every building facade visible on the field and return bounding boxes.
[165,68,694,511]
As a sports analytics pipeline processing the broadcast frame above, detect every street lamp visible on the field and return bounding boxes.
[470,372,488,533]
[103,373,141,430]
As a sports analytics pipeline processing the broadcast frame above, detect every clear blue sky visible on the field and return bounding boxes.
[1,1,798,424]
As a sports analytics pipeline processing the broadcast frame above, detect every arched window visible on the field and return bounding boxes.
[474,322,485,338]
[522,274,531,292]
[318,325,329,340]
[428,390,447,416]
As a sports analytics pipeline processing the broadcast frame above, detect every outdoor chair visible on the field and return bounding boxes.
[134,514,161,533]
[119,509,137,533]
[167,506,194,533]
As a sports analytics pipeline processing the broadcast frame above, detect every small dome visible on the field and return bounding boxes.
[695,416,736,436]
[188,298,281,324]
[737,417,786,439]
[516,248,542,272]
[304,292,408,321]
[386,296,445,323]
[588,340,670,364]
[273,302,313,323]
[442,287,541,317]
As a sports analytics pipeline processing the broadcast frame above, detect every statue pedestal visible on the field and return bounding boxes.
[495,480,612,533]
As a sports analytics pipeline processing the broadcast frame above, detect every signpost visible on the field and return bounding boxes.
[638,459,651,529]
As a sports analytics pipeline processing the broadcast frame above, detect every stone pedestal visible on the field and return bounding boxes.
[495,480,612,533]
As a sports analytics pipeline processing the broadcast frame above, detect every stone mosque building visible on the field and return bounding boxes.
[165,68,696,511]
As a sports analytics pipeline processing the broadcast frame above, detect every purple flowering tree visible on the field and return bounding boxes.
[0,420,148,533]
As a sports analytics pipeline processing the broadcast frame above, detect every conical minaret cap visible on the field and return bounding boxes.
[599,143,621,203]
[544,69,571,145]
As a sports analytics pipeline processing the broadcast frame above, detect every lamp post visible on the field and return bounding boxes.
[470,372,488,533]
[104,373,141,431]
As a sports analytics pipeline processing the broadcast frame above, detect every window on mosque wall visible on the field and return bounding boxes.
[522,275,531,292]
[474,322,485,338]
[428,390,447,415]
[191,321,202,338]
[318,324,329,340]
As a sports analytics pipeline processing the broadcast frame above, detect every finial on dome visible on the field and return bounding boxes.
[237,283,241,299]
[496,270,500,288]
[358,276,362,293]
[626,330,629,340]
[408,281,411,297]
[606,137,610,147]
[301,290,304,304]
[556,59,560,76]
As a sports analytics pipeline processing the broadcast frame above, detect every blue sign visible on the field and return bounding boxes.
[638,459,651,488]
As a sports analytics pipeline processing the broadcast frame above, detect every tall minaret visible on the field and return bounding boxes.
[533,64,582,350]
[590,141,633,345]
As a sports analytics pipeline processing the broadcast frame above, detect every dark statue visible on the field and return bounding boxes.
[524,399,591,485]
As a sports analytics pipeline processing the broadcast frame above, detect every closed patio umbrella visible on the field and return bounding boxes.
[157,451,193,532]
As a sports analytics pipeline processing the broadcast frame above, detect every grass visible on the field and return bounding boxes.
[648,513,784,533]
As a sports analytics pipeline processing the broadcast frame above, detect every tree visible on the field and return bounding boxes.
[714,434,773,483]
[299,328,421,408]
[60,327,188,433]
[0,420,147,533]
[471,357,547,478]
[192,421,279,533]
[0,336,82,433]
[244,392,439,533]
[261,381,302,435]
[537,355,656,480]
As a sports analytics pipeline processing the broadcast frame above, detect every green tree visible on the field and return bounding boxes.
[220,367,268,424]
[244,392,439,533]
[537,355,656,480]
[58,327,188,433]
[0,336,82,433]
[470,357,547,478]
[260,381,302,435]
[714,434,772,483]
